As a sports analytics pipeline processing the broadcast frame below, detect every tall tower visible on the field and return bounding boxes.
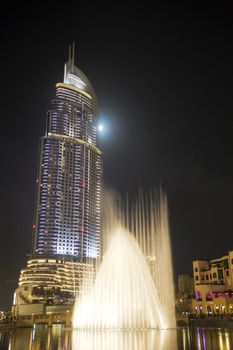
[12,45,103,315]
[32,44,102,260]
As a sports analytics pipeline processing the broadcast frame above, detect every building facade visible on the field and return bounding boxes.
[192,251,233,315]
[13,46,103,315]
[32,50,102,260]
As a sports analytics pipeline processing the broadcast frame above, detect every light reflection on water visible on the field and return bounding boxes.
[72,329,177,350]
[0,325,233,349]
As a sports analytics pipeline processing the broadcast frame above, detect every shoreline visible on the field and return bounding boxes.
[1,318,233,331]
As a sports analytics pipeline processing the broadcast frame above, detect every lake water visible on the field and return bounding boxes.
[0,325,233,349]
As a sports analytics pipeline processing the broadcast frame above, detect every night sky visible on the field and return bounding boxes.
[0,3,232,310]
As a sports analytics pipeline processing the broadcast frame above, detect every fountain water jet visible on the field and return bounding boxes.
[73,189,176,330]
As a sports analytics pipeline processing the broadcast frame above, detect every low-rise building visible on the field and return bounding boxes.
[192,251,233,315]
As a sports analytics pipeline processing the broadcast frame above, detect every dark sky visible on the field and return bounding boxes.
[0,3,232,310]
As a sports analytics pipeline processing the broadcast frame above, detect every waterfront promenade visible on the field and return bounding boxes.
[0,312,72,329]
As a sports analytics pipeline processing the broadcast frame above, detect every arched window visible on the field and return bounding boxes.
[207,305,212,313]
[196,291,202,300]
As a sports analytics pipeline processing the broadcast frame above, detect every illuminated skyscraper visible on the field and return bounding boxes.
[12,45,103,314]
[33,45,103,260]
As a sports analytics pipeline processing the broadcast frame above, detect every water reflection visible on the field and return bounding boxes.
[1,325,233,349]
[7,324,72,350]
[185,327,233,350]
[72,329,178,350]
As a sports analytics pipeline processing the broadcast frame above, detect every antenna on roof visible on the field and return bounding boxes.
[68,42,76,66]
[68,44,72,62]
[72,42,75,61]
[72,42,75,68]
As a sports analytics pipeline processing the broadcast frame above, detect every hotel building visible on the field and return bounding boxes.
[12,45,103,316]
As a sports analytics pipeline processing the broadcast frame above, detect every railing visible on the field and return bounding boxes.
[15,312,72,328]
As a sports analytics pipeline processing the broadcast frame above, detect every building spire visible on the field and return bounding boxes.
[68,44,72,62]
[68,42,76,66]
[72,42,75,64]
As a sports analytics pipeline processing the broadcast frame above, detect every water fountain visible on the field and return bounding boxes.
[73,189,176,331]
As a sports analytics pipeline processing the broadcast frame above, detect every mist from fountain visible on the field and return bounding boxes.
[73,189,176,330]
